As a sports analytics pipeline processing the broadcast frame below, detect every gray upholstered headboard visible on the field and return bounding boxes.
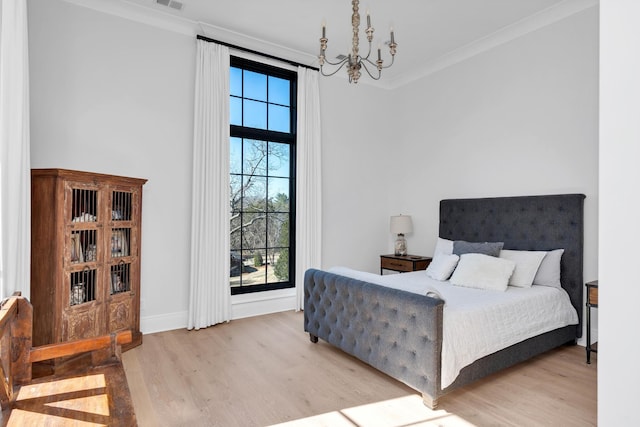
[439,194,586,338]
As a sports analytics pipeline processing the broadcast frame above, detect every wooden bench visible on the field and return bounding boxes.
[0,295,137,426]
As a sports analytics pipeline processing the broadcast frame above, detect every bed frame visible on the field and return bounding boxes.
[304,194,585,408]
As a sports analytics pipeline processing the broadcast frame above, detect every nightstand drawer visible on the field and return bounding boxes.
[380,255,431,274]
[381,257,414,272]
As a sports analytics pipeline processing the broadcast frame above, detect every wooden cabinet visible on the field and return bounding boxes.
[380,254,432,274]
[31,169,147,351]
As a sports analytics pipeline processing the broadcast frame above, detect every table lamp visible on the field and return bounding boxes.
[390,214,413,256]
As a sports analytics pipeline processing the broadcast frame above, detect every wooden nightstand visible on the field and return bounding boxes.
[586,280,598,364]
[380,254,432,274]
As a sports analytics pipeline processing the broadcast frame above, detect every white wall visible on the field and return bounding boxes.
[28,1,600,339]
[392,6,598,263]
[390,7,600,342]
[29,0,195,331]
[28,0,631,422]
[599,1,640,424]
[319,77,396,273]
[27,0,389,330]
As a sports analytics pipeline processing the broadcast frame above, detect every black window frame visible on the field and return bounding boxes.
[230,56,297,295]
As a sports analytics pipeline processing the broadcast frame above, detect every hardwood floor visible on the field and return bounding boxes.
[122,311,596,427]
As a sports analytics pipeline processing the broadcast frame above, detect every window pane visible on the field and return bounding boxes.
[243,139,267,176]
[240,253,267,286]
[230,174,242,212]
[230,97,242,126]
[242,213,266,248]
[244,250,267,285]
[267,213,289,248]
[268,142,290,178]
[243,176,266,213]
[268,248,289,282]
[230,251,242,287]
[243,100,267,129]
[244,71,267,101]
[230,67,242,97]
[268,104,290,133]
[235,177,252,213]
[268,76,290,106]
[268,179,289,212]
[230,216,242,250]
[230,137,242,174]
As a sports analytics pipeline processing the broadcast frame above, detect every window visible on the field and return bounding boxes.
[229,57,296,295]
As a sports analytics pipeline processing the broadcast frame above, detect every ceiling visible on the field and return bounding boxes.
[90,0,596,88]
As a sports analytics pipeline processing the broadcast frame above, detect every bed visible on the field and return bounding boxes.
[303,194,585,408]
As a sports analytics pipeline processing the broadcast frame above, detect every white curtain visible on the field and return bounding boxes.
[188,40,231,329]
[295,67,322,310]
[0,0,30,300]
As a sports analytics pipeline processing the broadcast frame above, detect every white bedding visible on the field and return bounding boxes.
[328,266,579,388]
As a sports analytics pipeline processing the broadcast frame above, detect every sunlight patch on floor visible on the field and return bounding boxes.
[6,409,108,427]
[6,373,111,426]
[45,394,110,416]
[15,374,106,400]
[269,394,477,427]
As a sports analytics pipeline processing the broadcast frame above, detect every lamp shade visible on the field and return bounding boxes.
[390,215,413,235]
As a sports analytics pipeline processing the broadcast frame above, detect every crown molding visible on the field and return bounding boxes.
[197,21,317,71]
[61,0,597,91]
[386,0,599,90]
[60,0,318,69]
[62,0,197,36]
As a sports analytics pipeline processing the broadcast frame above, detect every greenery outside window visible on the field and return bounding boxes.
[229,56,296,295]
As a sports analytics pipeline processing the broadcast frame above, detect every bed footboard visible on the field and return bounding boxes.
[304,268,445,406]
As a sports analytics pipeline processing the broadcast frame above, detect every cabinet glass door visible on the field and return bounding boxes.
[110,262,131,294]
[69,268,96,306]
[110,190,134,295]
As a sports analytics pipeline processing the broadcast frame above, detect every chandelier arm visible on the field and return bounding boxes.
[380,54,396,70]
[359,60,382,81]
[361,40,374,61]
[319,60,350,77]
[322,56,349,66]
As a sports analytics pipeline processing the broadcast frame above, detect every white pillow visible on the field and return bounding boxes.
[425,253,460,281]
[499,249,547,288]
[449,253,516,292]
[533,249,564,288]
[433,237,454,256]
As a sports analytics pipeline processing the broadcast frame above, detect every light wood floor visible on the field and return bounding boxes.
[122,311,596,427]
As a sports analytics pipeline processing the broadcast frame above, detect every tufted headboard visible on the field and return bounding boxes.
[439,194,586,338]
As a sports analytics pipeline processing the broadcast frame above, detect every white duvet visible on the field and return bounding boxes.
[328,267,579,389]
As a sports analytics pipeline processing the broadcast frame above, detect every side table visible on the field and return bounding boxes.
[380,254,432,274]
[586,280,598,364]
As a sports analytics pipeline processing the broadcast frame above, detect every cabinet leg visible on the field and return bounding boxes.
[586,303,591,364]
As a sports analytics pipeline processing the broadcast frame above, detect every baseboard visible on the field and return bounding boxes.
[140,289,297,335]
[140,310,188,334]
[230,288,297,320]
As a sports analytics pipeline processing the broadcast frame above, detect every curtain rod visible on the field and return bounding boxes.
[197,35,319,72]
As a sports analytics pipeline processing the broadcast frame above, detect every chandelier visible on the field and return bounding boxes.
[318,0,397,84]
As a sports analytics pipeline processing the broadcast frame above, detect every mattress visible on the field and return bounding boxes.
[328,267,579,388]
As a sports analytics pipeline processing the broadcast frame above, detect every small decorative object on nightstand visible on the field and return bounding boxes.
[380,254,432,274]
[390,214,413,256]
[586,280,598,364]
